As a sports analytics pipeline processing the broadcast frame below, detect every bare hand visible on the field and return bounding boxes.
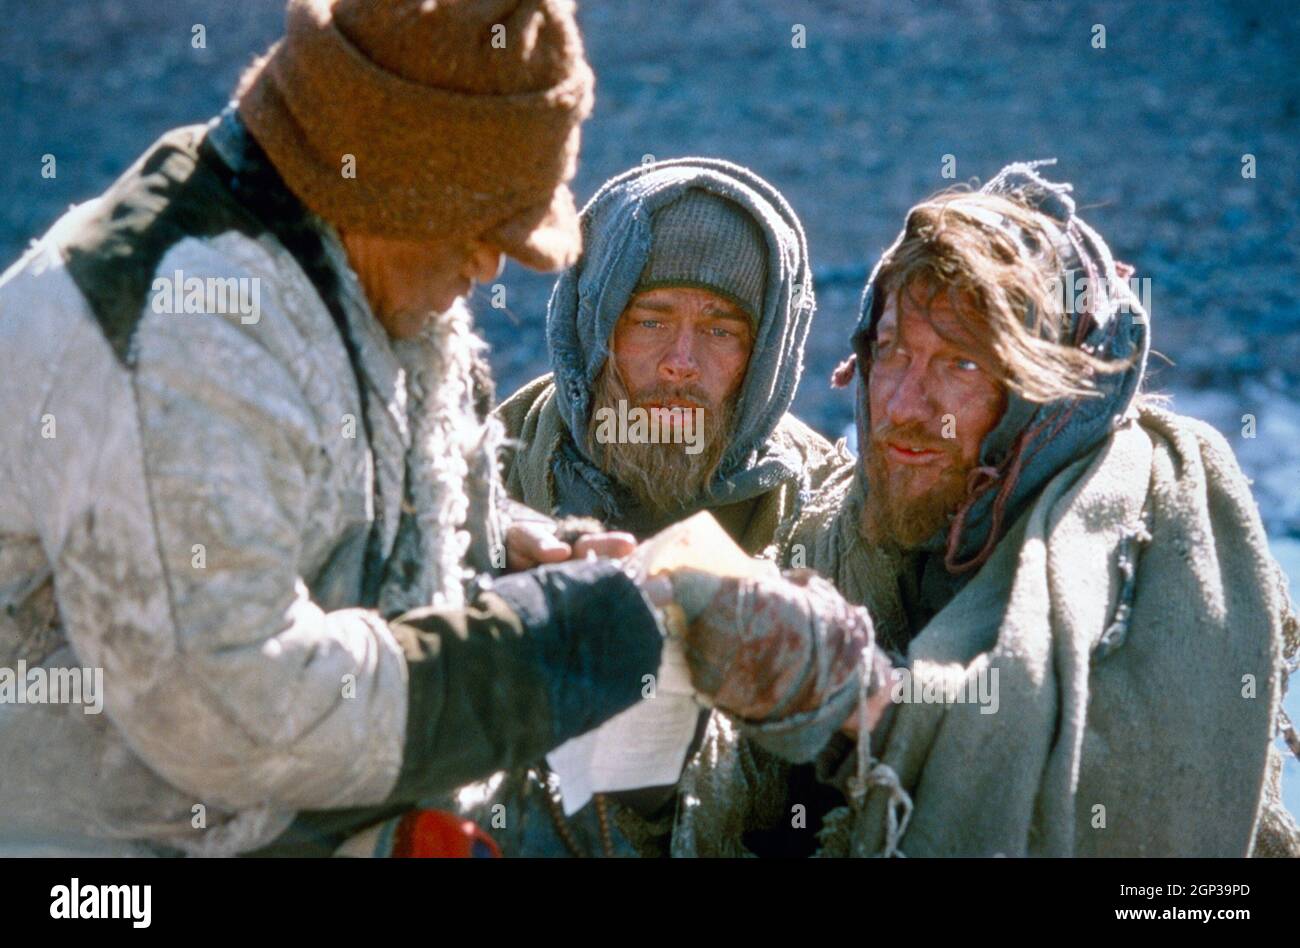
[505,521,637,571]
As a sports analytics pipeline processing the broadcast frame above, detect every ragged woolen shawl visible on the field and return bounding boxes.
[792,405,1297,856]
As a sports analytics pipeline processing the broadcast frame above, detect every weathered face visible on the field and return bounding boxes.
[611,286,754,425]
[861,284,1006,550]
[341,231,505,339]
[587,286,755,512]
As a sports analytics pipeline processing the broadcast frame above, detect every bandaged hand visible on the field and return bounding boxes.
[663,567,879,725]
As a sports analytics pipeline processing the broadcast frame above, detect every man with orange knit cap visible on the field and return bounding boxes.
[0,0,775,857]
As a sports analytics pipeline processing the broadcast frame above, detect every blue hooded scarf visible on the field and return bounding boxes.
[545,157,816,533]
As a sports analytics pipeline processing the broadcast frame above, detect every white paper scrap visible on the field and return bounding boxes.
[546,637,701,815]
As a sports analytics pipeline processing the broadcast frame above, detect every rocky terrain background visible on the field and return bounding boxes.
[3,0,1298,819]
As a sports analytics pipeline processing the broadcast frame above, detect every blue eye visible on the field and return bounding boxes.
[954,358,980,372]
[709,327,733,338]
[639,319,663,329]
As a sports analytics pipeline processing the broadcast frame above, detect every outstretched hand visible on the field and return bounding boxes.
[505,520,637,571]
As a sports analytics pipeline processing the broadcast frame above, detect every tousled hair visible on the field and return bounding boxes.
[868,189,1127,404]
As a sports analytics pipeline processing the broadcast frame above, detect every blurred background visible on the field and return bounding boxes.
[3,0,1299,811]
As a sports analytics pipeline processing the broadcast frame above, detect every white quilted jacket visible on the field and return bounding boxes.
[0,187,443,854]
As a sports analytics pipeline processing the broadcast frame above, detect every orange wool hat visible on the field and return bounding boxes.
[236,0,595,271]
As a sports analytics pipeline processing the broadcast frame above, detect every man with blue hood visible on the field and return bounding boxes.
[667,161,1300,857]
[497,157,852,559]
[338,159,864,857]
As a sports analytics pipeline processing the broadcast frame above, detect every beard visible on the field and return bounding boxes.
[378,300,461,340]
[859,419,976,552]
[585,361,737,516]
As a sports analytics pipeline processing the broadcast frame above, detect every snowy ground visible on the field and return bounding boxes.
[2,0,1297,830]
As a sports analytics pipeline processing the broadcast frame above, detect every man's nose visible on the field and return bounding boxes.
[463,242,505,284]
[658,326,700,382]
[882,363,937,429]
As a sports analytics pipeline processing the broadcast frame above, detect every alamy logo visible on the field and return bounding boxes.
[590,399,706,455]
[1047,270,1151,322]
[50,878,151,928]
[0,661,103,714]
[888,666,999,714]
[150,269,261,324]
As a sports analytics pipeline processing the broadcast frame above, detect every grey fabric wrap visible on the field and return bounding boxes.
[739,671,863,763]
[545,157,816,522]
[634,188,769,323]
[546,157,811,488]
